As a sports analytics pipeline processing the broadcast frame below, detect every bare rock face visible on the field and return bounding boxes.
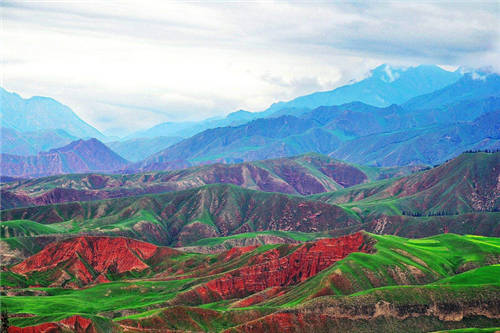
[173,232,372,305]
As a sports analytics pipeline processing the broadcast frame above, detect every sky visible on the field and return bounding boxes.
[2,0,499,136]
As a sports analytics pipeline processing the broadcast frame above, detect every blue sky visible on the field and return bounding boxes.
[2,0,499,136]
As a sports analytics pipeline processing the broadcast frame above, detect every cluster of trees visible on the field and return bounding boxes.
[401,211,424,217]
[427,211,457,217]
[463,149,500,154]
[1,309,8,332]
[401,211,457,217]
[433,149,499,168]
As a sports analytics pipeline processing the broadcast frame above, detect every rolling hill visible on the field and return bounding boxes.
[1,153,498,254]
[0,184,360,247]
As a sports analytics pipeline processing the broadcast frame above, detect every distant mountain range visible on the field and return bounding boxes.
[264,64,462,112]
[1,65,498,172]
[0,138,129,178]
[1,72,498,179]
[124,64,462,140]
[134,72,499,168]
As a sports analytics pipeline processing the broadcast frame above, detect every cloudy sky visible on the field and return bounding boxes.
[2,0,499,136]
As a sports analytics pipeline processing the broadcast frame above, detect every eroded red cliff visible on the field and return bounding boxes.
[11,236,179,286]
[177,232,372,304]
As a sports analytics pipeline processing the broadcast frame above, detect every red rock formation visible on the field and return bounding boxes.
[11,236,179,286]
[186,232,372,303]
[9,315,95,333]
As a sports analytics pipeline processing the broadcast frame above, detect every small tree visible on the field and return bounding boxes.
[1,308,9,333]
[74,318,81,332]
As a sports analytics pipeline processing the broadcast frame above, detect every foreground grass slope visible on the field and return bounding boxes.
[1,232,499,332]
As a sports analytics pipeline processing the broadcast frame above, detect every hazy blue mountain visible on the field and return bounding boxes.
[1,127,77,155]
[403,71,500,110]
[134,83,500,169]
[0,87,105,139]
[107,136,183,162]
[263,64,462,113]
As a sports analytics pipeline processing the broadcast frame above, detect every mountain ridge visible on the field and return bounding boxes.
[0,153,425,209]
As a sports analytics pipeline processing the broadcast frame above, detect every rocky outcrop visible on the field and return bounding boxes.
[230,286,285,308]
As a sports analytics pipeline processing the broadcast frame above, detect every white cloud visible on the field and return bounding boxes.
[1,0,499,136]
